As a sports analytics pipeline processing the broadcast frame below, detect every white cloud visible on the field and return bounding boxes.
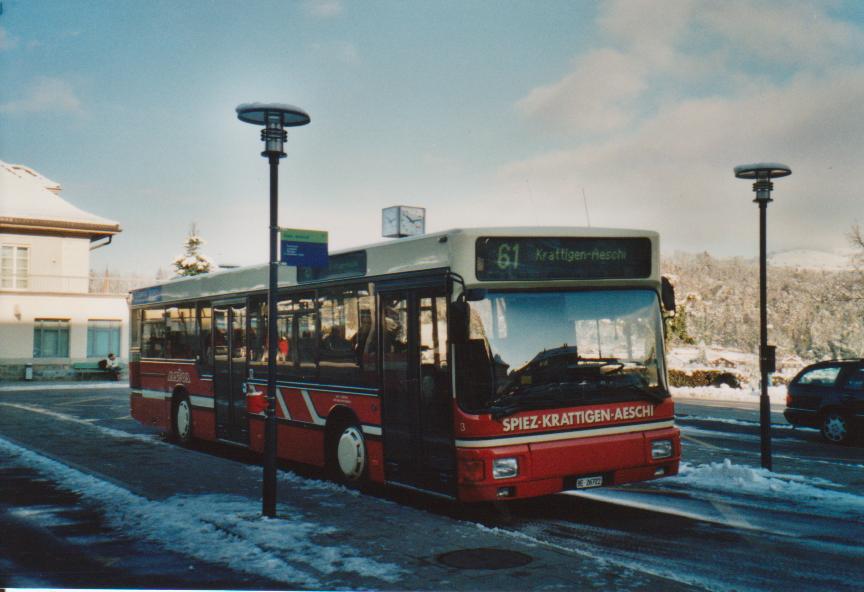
[504,2,864,254]
[517,49,647,133]
[0,26,17,50]
[598,0,695,57]
[500,69,864,253]
[699,1,863,66]
[0,77,83,115]
[304,0,343,18]
[517,0,864,135]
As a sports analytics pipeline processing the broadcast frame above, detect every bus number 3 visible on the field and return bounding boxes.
[496,243,520,270]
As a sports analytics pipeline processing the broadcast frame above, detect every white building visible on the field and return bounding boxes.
[0,161,127,380]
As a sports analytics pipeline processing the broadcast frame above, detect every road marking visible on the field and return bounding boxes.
[710,499,755,530]
[55,395,115,407]
[681,433,724,450]
[0,403,165,446]
[564,490,795,536]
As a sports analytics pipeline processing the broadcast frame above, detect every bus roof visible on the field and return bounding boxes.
[130,226,659,306]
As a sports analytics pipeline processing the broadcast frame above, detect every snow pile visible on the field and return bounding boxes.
[671,459,864,519]
[671,385,787,404]
[0,436,404,587]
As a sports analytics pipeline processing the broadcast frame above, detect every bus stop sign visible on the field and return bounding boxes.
[280,228,328,268]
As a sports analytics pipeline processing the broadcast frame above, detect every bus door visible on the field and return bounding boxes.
[213,301,248,444]
[380,286,455,495]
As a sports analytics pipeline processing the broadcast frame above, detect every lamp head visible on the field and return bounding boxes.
[236,103,311,156]
[734,163,791,180]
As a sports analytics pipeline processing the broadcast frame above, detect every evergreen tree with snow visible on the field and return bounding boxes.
[172,224,214,277]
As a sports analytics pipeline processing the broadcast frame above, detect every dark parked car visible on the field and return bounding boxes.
[785,360,864,444]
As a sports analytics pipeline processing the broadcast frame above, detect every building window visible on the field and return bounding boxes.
[87,319,122,358]
[34,319,70,358]
[1,245,29,289]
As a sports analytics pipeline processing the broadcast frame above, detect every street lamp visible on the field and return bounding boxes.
[734,162,791,471]
[237,103,311,517]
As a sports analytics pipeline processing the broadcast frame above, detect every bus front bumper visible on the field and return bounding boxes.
[456,426,680,503]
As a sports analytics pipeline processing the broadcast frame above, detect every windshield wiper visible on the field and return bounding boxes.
[619,383,669,404]
[488,379,669,420]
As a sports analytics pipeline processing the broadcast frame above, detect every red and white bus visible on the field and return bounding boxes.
[129,227,680,502]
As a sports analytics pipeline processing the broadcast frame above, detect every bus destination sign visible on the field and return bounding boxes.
[475,237,652,281]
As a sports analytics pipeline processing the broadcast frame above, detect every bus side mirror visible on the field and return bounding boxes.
[661,276,676,314]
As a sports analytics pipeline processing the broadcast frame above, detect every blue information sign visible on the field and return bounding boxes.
[280,228,329,268]
[131,285,163,305]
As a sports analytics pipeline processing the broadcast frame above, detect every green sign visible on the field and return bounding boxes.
[280,228,328,244]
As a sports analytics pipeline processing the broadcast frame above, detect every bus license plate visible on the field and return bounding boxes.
[576,476,603,489]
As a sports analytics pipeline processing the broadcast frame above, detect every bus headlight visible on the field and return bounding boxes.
[492,457,519,479]
[651,439,673,459]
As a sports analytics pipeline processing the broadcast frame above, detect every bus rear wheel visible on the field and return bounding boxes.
[173,396,193,445]
[328,422,367,485]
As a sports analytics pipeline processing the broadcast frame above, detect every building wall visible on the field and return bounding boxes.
[0,232,91,293]
[0,292,128,380]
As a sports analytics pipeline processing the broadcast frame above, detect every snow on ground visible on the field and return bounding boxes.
[0,436,404,587]
[667,346,804,387]
[669,459,864,519]
[672,385,787,405]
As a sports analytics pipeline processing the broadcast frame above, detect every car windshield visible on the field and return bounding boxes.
[460,289,667,415]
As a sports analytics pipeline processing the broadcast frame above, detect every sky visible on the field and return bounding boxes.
[1,0,863,277]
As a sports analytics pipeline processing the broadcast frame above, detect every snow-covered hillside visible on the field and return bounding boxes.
[768,248,855,271]
[663,251,864,362]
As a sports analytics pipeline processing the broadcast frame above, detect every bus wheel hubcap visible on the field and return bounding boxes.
[337,426,365,480]
[177,401,191,439]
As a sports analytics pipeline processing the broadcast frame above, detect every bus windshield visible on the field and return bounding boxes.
[462,289,668,415]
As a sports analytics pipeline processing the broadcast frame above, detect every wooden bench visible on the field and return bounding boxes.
[72,361,122,380]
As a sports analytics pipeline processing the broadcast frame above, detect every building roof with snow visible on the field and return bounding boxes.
[0,161,121,241]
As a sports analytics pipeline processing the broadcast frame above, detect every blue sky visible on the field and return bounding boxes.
[2,0,863,276]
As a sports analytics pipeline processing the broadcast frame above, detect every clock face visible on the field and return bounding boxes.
[399,206,425,236]
[382,207,400,237]
[383,206,424,237]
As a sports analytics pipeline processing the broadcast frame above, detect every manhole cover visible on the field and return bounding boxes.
[437,547,533,570]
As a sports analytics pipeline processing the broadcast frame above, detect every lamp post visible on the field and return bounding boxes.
[734,162,791,471]
[236,103,311,517]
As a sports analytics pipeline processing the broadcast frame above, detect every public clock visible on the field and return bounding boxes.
[382,205,426,238]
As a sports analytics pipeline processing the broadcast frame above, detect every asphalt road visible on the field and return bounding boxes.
[0,384,861,590]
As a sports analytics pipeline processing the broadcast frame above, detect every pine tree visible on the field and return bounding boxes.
[172,223,214,277]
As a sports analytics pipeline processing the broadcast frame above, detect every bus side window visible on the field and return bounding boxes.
[198,303,213,371]
[247,296,267,367]
[319,287,368,387]
[296,294,318,381]
[130,309,141,351]
[357,286,376,387]
[166,306,196,359]
[142,307,166,358]
[275,295,298,381]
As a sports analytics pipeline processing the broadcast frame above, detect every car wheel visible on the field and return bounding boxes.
[328,421,367,485]
[173,396,193,445]
[821,410,850,444]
